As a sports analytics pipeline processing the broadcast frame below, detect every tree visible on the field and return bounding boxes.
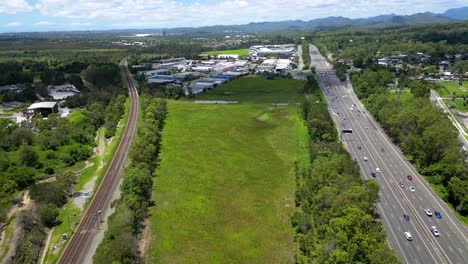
[39,204,59,227]
[56,170,77,195]
[19,144,39,167]
[30,182,67,207]
[67,74,84,90]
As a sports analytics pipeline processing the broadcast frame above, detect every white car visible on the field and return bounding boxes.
[431,226,440,237]
[424,209,433,217]
[409,186,415,192]
[376,168,381,173]
[363,157,368,161]
[404,232,413,241]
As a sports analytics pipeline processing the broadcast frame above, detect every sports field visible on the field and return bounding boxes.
[205,49,249,57]
[146,77,307,263]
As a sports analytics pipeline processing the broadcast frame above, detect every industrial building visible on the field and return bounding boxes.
[48,84,80,100]
[250,45,295,57]
[25,102,58,117]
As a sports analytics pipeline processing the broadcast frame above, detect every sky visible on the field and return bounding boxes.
[0,0,467,33]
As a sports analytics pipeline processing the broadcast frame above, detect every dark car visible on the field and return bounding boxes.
[403,214,410,221]
[434,211,442,218]
[371,172,376,177]
[407,175,412,181]
[358,146,361,150]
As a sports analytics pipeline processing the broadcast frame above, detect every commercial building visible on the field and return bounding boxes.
[217,54,239,59]
[25,102,58,117]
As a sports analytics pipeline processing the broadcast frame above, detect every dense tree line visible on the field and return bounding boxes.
[94,98,167,264]
[83,63,121,87]
[302,40,311,70]
[104,95,127,138]
[132,42,205,59]
[293,76,397,263]
[351,69,468,215]
[0,61,34,86]
[312,21,468,75]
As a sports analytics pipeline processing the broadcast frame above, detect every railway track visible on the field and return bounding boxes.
[57,59,139,264]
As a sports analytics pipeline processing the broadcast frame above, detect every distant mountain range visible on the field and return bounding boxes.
[161,6,468,34]
[1,6,467,36]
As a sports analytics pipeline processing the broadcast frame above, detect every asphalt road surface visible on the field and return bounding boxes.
[309,44,468,264]
[58,59,139,264]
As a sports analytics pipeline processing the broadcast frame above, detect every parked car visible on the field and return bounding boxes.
[434,211,442,218]
[376,168,381,173]
[409,186,415,192]
[371,172,376,177]
[403,214,410,221]
[407,175,412,181]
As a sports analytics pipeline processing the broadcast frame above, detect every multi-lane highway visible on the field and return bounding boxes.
[58,59,139,264]
[309,44,468,264]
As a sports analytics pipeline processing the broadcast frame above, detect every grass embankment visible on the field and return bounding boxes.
[147,77,307,263]
[204,49,249,57]
[42,99,131,264]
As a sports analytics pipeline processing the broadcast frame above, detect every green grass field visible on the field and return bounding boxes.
[147,77,306,263]
[204,49,250,57]
[436,81,468,98]
[443,99,468,112]
[195,76,305,104]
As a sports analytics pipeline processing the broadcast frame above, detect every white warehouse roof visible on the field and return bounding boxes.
[28,102,58,110]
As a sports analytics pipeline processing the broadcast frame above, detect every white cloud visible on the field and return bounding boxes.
[5,22,23,27]
[0,0,33,14]
[34,21,57,26]
[32,0,468,28]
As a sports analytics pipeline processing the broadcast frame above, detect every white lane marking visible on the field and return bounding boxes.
[319,69,446,264]
[416,245,421,251]
[448,246,453,252]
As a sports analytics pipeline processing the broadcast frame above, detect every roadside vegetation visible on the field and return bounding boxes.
[293,76,398,263]
[351,69,468,218]
[301,40,311,70]
[93,98,167,263]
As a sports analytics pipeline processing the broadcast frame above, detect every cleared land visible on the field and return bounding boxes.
[205,49,249,56]
[147,77,306,263]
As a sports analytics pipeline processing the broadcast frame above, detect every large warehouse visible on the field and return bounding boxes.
[25,102,58,117]
[250,45,295,57]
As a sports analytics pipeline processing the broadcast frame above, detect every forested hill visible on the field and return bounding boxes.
[136,6,467,35]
